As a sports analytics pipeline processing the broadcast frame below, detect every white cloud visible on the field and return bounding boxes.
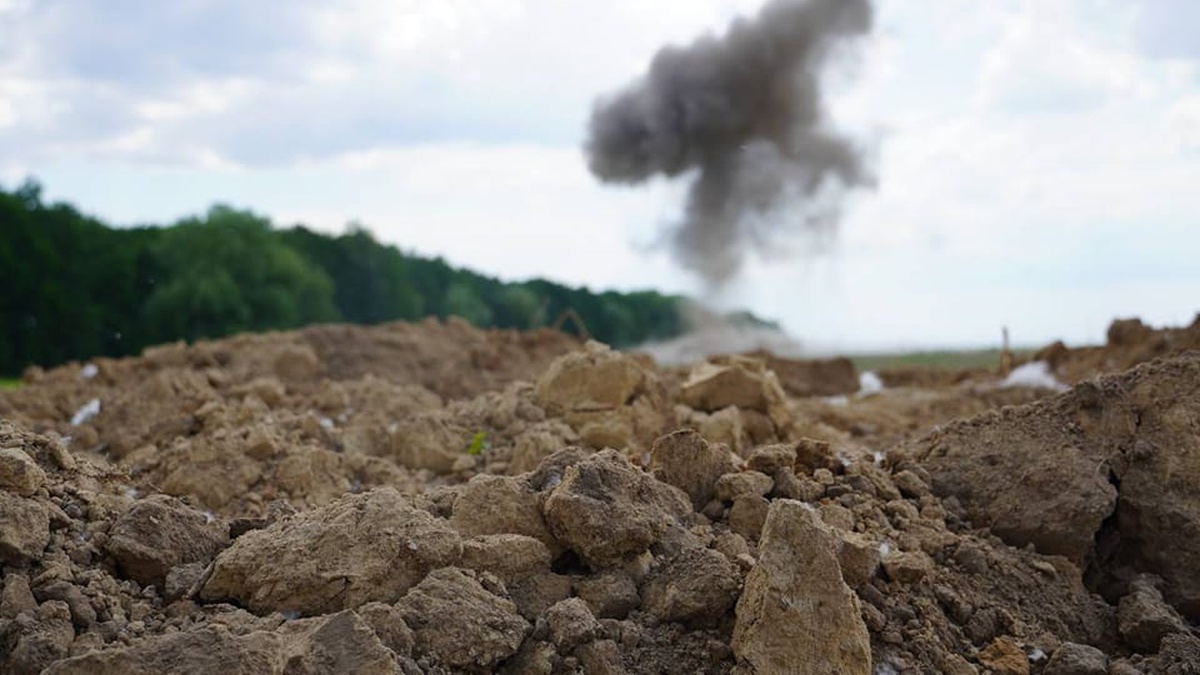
[1167,95,1200,151]
[1134,0,1200,60]
[0,0,783,168]
[134,78,255,124]
[973,1,1150,112]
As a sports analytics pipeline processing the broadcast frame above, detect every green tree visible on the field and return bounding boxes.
[283,225,423,324]
[498,284,544,329]
[0,177,785,376]
[444,282,493,326]
[143,205,337,342]
[0,180,161,373]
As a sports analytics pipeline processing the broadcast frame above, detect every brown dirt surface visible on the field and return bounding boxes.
[2,315,1200,674]
[1034,315,1200,384]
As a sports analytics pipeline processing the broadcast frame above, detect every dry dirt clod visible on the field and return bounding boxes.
[544,596,604,653]
[534,342,672,453]
[714,471,774,502]
[449,474,559,554]
[0,491,51,565]
[1044,642,1109,675]
[387,412,473,474]
[32,580,96,630]
[1118,576,1189,654]
[881,550,935,585]
[102,495,228,588]
[356,601,416,658]
[744,443,797,476]
[681,357,793,435]
[0,447,46,496]
[542,449,690,569]
[749,354,859,398]
[649,429,738,510]
[837,532,882,590]
[977,636,1031,675]
[278,609,403,675]
[681,357,777,413]
[395,566,530,672]
[6,599,76,675]
[576,638,628,675]
[200,487,461,615]
[727,494,770,541]
[890,469,930,499]
[43,610,401,675]
[460,534,554,585]
[732,499,872,675]
[574,571,641,620]
[536,342,647,413]
[641,544,741,625]
[1142,633,1200,673]
[271,343,320,382]
[1,573,38,619]
[507,571,573,622]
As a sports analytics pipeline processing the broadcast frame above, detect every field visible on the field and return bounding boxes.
[1,315,1199,673]
[849,347,1033,372]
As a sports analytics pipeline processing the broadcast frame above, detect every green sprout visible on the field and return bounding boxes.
[467,431,491,456]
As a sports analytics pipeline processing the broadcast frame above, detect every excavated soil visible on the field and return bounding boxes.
[2,316,1199,674]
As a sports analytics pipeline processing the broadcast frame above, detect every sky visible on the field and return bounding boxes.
[1,0,1198,351]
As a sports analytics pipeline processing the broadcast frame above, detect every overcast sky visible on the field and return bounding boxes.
[2,0,1198,350]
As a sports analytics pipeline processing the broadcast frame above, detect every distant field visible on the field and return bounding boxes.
[849,348,1034,372]
[0,378,21,391]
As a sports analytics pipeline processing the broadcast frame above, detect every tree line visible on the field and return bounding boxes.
[0,179,772,376]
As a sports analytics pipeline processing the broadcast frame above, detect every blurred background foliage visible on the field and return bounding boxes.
[0,179,776,376]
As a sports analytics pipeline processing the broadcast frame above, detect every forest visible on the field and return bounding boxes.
[0,179,773,377]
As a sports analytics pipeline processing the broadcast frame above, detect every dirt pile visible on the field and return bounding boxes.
[740,352,861,398]
[1035,315,1200,384]
[0,320,578,516]
[534,342,674,456]
[906,351,1200,619]
[1,317,1199,673]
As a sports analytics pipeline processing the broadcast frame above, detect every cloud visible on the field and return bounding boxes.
[0,0,781,168]
[1134,0,1200,60]
[1167,95,1200,150]
[973,1,1150,113]
[0,1,564,166]
[15,0,321,85]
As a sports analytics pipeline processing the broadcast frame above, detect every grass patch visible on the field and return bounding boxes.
[0,377,21,391]
[849,348,1034,372]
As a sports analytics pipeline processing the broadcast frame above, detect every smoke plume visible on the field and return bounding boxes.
[586,0,875,285]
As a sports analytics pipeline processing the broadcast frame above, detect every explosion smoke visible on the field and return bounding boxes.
[586,0,875,285]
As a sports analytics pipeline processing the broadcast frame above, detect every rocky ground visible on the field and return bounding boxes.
[1,314,1199,674]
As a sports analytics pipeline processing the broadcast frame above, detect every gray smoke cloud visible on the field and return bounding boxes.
[586,0,875,284]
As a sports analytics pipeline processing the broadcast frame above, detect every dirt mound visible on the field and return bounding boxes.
[1036,315,1200,384]
[907,350,1200,620]
[298,318,579,400]
[875,366,987,389]
[741,352,861,398]
[2,317,1198,674]
[790,384,1049,452]
[0,319,578,516]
